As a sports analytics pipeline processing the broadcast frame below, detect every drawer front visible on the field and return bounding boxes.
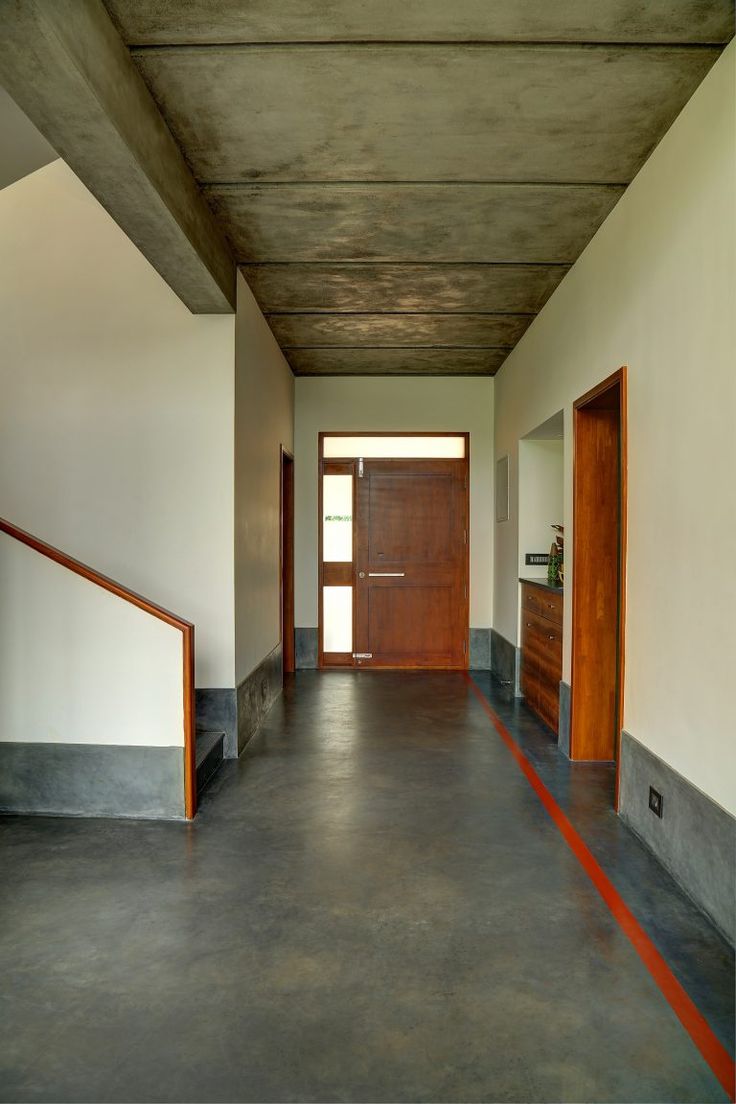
[523,583,563,626]
[522,584,545,617]
[521,606,562,733]
[539,589,563,627]
[522,609,562,658]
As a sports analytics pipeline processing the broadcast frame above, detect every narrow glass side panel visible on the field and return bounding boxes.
[323,474,353,561]
[323,587,352,653]
[323,435,465,459]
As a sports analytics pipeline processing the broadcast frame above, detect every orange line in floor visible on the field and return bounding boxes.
[463,672,735,1102]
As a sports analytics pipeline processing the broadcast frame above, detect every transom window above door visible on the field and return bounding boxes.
[322,435,466,459]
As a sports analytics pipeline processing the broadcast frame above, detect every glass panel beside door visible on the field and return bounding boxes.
[320,460,356,665]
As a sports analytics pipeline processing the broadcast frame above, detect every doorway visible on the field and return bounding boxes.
[280,447,295,676]
[319,433,469,669]
[570,368,627,778]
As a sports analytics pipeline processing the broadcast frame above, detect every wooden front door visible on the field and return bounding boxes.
[354,459,468,668]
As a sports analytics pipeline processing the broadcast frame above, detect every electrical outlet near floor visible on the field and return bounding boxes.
[649,786,663,818]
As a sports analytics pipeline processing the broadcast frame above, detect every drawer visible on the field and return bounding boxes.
[523,583,563,627]
[522,609,561,657]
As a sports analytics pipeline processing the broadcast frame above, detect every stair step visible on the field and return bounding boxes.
[195,729,224,796]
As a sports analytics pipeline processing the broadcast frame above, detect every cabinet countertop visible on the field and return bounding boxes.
[519,576,563,594]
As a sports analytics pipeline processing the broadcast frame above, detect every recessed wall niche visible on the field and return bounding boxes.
[518,411,564,582]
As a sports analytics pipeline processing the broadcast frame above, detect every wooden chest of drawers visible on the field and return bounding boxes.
[520,580,563,733]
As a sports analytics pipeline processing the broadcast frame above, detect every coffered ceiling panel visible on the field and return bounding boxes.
[239,264,569,314]
[102,0,732,374]
[106,0,734,46]
[285,348,510,376]
[267,313,532,348]
[132,45,718,184]
[205,184,626,263]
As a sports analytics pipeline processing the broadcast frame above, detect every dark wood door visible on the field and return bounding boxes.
[354,459,468,668]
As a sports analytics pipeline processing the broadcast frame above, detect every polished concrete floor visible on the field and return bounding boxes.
[1,672,733,1103]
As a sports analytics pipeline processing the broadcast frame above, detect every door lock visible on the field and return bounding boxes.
[358,571,365,578]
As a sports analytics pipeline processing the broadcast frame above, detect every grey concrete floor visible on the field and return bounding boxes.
[1,671,733,1103]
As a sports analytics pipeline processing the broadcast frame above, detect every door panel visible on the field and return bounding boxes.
[355,458,467,668]
[368,585,454,659]
[367,474,455,564]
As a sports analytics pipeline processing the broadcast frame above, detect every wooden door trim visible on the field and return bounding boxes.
[280,447,295,676]
[570,367,628,806]
[317,432,470,671]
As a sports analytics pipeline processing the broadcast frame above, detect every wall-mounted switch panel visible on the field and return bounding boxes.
[525,553,550,566]
[649,786,663,818]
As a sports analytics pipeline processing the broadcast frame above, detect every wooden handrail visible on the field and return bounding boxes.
[0,517,197,819]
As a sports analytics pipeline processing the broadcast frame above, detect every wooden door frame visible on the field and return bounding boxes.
[570,367,628,806]
[280,446,295,676]
[317,431,470,670]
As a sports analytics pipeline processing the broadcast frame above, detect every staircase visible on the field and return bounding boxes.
[195,730,225,799]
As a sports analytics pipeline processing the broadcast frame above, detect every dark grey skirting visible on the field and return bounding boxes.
[295,626,494,672]
[196,688,237,758]
[491,629,521,695]
[558,680,571,756]
[0,742,184,820]
[237,642,284,754]
[469,628,491,670]
[295,627,318,669]
[618,731,735,945]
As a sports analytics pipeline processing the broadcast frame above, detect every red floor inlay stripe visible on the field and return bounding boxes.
[463,672,736,1102]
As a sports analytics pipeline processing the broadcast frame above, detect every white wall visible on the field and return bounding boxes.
[235,273,295,684]
[0,534,183,746]
[0,159,235,687]
[518,438,564,581]
[294,376,494,628]
[493,42,736,813]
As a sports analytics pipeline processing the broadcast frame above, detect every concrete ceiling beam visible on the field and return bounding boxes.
[0,0,236,313]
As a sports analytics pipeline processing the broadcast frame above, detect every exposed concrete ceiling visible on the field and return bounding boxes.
[54,4,736,371]
[0,0,236,314]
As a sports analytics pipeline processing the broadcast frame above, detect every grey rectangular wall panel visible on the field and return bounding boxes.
[266,313,531,349]
[196,688,238,759]
[0,742,185,820]
[206,184,626,264]
[133,45,720,184]
[470,629,492,670]
[295,628,318,670]
[240,264,570,314]
[619,731,735,945]
[491,629,521,694]
[236,643,284,754]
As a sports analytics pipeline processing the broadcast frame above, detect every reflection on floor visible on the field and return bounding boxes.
[1,671,733,1103]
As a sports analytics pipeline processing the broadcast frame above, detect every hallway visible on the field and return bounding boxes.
[1,673,732,1103]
